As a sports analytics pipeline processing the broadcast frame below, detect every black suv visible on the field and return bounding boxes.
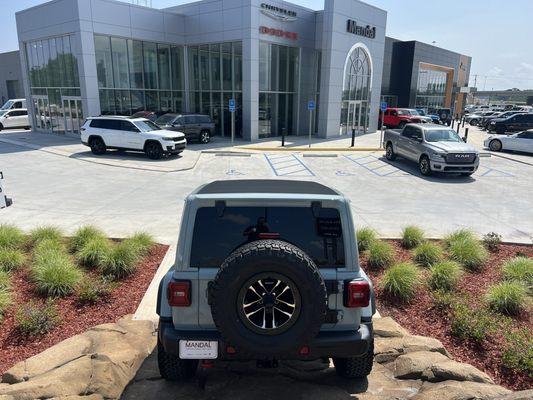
[155,113,215,144]
[434,108,452,125]
[491,113,533,134]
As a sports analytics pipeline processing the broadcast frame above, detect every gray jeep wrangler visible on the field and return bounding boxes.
[156,179,375,380]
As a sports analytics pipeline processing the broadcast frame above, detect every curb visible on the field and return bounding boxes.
[237,146,383,152]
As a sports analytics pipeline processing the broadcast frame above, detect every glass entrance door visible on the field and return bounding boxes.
[344,101,367,135]
[62,97,83,134]
[32,96,51,131]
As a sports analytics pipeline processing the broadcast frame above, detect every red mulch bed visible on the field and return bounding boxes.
[0,244,168,377]
[364,240,533,391]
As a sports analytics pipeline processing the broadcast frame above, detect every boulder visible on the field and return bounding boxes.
[375,335,450,363]
[494,390,533,400]
[373,316,408,338]
[414,380,511,400]
[50,396,104,400]
[422,360,494,384]
[2,335,92,384]
[391,351,450,379]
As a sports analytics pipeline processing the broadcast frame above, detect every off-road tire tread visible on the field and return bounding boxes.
[210,239,327,358]
[333,339,374,378]
[157,340,198,381]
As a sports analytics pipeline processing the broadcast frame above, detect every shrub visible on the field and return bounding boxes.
[100,241,139,279]
[127,232,155,256]
[482,232,502,252]
[380,262,420,302]
[432,290,457,311]
[0,248,26,272]
[77,236,112,268]
[413,241,443,268]
[29,226,63,246]
[33,239,66,265]
[0,224,25,249]
[16,300,59,336]
[0,288,12,319]
[0,270,11,290]
[367,240,395,269]
[76,278,113,303]
[71,226,105,252]
[356,227,377,252]
[502,257,533,290]
[32,251,82,297]
[444,229,476,248]
[450,303,496,342]
[448,238,488,271]
[428,261,463,292]
[401,226,425,249]
[485,282,528,316]
[502,329,533,374]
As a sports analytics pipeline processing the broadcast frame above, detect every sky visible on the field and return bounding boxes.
[2,0,532,90]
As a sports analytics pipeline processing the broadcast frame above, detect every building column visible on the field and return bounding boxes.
[76,30,100,119]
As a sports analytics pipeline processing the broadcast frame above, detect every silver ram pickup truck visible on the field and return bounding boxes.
[383,124,480,176]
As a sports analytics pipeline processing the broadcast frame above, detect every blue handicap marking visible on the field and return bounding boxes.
[229,99,235,112]
[380,102,387,112]
[226,169,244,176]
[336,170,358,176]
[308,100,315,111]
[477,166,513,177]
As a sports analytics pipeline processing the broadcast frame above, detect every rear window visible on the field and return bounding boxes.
[190,206,345,268]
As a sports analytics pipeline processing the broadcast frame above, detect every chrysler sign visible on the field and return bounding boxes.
[261,3,297,22]
[346,19,376,39]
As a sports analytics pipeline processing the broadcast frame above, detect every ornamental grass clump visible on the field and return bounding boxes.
[0,270,11,290]
[413,241,443,268]
[502,257,533,291]
[71,226,106,252]
[444,229,477,248]
[401,226,425,249]
[485,281,528,316]
[100,241,139,280]
[32,245,82,297]
[126,232,155,257]
[482,232,502,252]
[367,240,395,269]
[379,262,421,302]
[428,261,463,292]
[0,224,25,249]
[448,237,488,271]
[77,236,112,268]
[356,227,377,252]
[0,248,26,272]
[29,226,63,246]
[76,277,113,304]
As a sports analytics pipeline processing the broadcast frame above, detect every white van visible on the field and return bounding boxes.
[0,108,30,131]
[0,99,27,111]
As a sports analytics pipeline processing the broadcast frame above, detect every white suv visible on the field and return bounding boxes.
[80,116,187,160]
[0,109,30,131]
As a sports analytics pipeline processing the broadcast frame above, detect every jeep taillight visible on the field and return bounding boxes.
[167,281,191,307]
[345,280,370,308]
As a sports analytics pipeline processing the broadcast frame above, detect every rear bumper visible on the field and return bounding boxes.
[158,319,373,360]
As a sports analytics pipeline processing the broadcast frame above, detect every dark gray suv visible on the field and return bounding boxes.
[155,113,215,144]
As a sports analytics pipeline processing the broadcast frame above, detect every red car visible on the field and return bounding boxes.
[379,108,425,129]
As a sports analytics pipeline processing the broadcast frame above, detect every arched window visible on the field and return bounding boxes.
[340,45,372,134]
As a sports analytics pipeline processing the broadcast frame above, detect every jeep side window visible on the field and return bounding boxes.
[190,206,345,268]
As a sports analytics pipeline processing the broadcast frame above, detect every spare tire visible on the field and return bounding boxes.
[209,240,327,358]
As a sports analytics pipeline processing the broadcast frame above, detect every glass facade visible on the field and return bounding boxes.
[258,42,299,137]
[95,35,185,115]
[25,34,82,133]
[188,42,243,137]
[415,67,448,111]
[340,46,372,135]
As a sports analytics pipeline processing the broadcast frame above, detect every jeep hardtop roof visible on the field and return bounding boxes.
[195,180,340,196]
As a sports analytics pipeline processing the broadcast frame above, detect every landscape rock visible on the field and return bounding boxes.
[391,351,450,379]
[414,380,511,400]
[50,395,104,400]
[375,335,450,363]
[494,390,533,400]
[422,359,494,384]
[373,316,408,338]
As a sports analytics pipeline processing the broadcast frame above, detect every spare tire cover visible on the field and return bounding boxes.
[209,239,327,357]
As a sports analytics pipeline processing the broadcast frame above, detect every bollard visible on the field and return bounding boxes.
[463,128,469,142]
[451,119,455,130]
[462,118,465,128]
[456,123,460,133]
[281,127,286,147]
[351,128,356,147]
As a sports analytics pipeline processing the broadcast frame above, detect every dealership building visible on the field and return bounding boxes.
[15,0,470,140]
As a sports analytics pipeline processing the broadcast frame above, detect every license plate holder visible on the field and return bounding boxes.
[179,340,218,359]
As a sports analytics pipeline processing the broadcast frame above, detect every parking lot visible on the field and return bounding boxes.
[1,127,532,244]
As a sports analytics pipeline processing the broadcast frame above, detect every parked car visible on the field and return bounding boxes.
[406,109,432,124]
[465,111,497,126]
[484,130,533,154]
[155,113,215,144]
[0,98,27,111]
[80,116,186,159]
[383,124,479,176]
[156,179,375,382]
[416,108,440,124]
[379,108,425,129]
[0,109,30,131]
[482,111,527,130]
[489,113,533,134]
[430,108,453,125]
[130,111,166,123]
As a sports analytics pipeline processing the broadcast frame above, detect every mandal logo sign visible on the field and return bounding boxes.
[346,19,376,39]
